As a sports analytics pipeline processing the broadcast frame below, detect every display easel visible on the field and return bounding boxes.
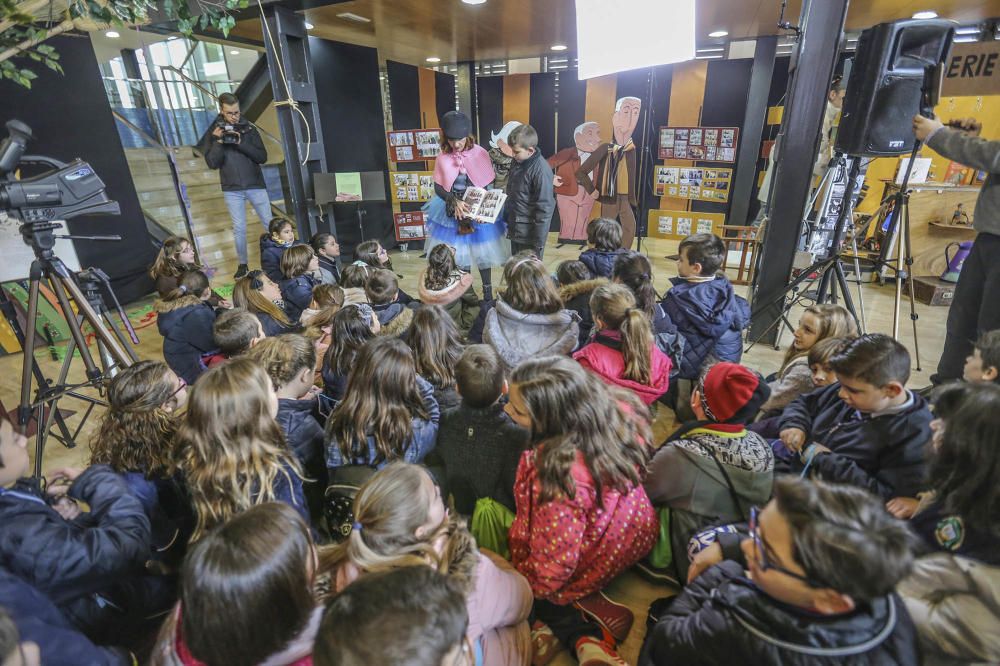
[314,172,387,243]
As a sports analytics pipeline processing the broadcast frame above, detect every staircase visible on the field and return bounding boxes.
[125,146,273,277]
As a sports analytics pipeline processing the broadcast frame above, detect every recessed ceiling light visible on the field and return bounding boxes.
[551,44,568,51]
[912,11,938,19]
[426,56,441,63]
[708,30,728,38]
[461,0,487,4]
[230,50,240,55]
[105,30,120,38]
[167,35,178,41]
[304,21,315,29]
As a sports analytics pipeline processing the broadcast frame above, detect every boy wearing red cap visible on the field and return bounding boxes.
[644,362,774,581]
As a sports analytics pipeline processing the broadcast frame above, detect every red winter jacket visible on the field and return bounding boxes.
[573,331,672,404]
[509,449,657,605]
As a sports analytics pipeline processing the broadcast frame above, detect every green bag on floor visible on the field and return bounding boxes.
[470,497,515,559]
[647,507,673,570]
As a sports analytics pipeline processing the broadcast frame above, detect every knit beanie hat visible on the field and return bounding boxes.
[699,362,771,424]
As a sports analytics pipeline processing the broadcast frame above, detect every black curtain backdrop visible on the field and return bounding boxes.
[639,65,673,234]
[528,72,557,158]
[556,69,588,152]
[311,38,393,254]
[434,71,456,126]
[1,33,155,303]
[475,76,503,149]
[693,59,753,218]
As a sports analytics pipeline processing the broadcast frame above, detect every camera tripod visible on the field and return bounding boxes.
[746,153,868,352]
[13,222,136,478]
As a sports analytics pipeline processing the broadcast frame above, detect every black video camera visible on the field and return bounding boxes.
[215,120,243,145]
[0,119,120,223]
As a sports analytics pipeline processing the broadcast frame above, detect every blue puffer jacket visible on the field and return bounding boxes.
[579,248,626,279]
[154,296,218,385]
[0,569,132,665]
[326,376,441,471]
[260,236,293,283]
[280,274,318,322]
[661,276,750,380]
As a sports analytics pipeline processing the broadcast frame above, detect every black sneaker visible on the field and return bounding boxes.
[233,264,249,279]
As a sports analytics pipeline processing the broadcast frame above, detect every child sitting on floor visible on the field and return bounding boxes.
[408,305,465,412]
[579,217,626,279]
[154,269,219,385]
[310,231,341,285]
[778,333,933,499]
[206,308,265,369]
[557,259,606,350]
[574,283,672,404]
[366,269,414,339]
[233,270,298,336]
[964,329,1000,384]
[506,357,657,665]
[644,362,773,581]
[279,244,320,322]
[640,477,919,665]
[339,263,373,305]
[418,244,480,337]
[260,217,296,283]
[759,304,853,415]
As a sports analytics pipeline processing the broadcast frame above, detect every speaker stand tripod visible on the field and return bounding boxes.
[745,153,869,353]
[15,222,136,478]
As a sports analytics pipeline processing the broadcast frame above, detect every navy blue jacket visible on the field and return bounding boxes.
[661,276,750,379]
[253,460,311,525]
[280,274,318,322]
[260,236,292,283]
[778,383,932,498]
[0,467,150,624]
[0,569,132,665]
[317,254,341,285]
[255,310,298,337]
[155,296,218,385]
[579,248,626,279]
[326,376,440,471]
[276,398,326,479]
[639,561,919,666]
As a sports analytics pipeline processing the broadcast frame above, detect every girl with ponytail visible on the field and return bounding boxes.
[155,269,219,385]
[573,284,671,404]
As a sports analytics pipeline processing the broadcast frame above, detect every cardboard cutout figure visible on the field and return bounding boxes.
[488,120,522,191]
[577,96,641,249]
[548,121,602,244]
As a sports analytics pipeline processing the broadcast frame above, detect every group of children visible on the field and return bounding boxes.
[2,215,1000,666]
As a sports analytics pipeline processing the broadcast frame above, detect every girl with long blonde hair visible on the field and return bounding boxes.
[573,283,672,404]
[176,358,307,540]
[321,462,532,665]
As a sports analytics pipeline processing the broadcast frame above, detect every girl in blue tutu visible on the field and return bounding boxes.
[424,111,510,301]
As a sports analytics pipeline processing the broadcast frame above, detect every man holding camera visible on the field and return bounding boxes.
[202,92,272,279]
[913,114,1000,385]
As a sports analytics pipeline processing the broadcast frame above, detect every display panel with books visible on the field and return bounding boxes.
[653,166,732,202]
[389,171,435,203]
[386,128,444,162]
[647,209,726,240]
[393,211,428,241]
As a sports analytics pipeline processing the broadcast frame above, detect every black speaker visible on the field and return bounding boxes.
[836,19,954,157]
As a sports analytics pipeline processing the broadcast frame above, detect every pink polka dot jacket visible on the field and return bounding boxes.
[509,449,658,605]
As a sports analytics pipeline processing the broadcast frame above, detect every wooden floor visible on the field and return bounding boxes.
[0,232,947,665]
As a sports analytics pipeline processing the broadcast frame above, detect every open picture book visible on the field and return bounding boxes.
[461,187,507,224]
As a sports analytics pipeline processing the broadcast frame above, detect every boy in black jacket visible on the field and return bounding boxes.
[506,124,555,259]
[245,334,325,519]
[0,418,151,641]
[778,333,932,499]
[640,476,919,665]
[429,345,528,515]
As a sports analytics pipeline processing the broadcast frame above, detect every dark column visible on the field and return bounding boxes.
[261,6,331,239]
[729,36,776,227]
[747,0,849,344]
[457,61,476,127]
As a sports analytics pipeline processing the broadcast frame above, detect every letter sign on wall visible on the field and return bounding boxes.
[941,42,1000,97]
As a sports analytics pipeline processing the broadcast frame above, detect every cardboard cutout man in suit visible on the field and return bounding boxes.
[577,96,641,249]
[548,121,603,243]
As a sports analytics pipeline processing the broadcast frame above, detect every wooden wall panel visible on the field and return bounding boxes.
[660,60,708,212]
[502,74,532,129]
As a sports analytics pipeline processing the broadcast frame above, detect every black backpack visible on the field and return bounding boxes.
[323,465,377,542]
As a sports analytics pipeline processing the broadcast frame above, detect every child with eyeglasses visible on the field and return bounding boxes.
[639,476,920,665]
